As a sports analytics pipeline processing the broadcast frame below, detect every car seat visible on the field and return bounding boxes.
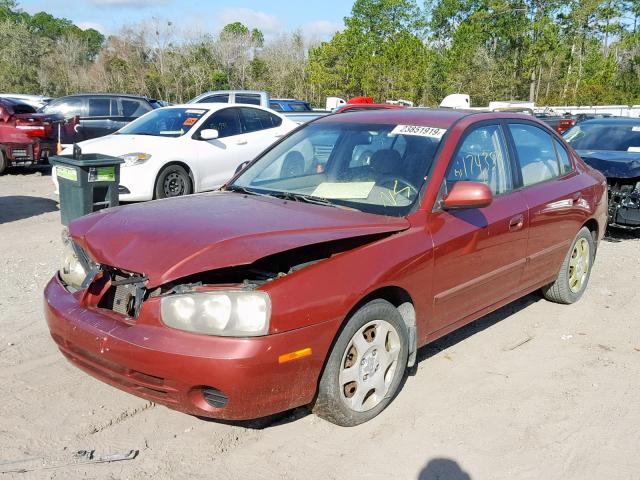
[280,151,305,178]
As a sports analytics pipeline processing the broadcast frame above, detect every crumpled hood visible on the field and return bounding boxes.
[63,134,179,157]
[70,192,410,287]
[577,150,640,179]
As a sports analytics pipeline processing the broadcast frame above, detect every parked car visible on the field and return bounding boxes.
[41,94,163,146]
[0,98,72,174]
[269,99,313,112]
[535,113,571,134]
[45,109,607,426]
[53,103,296,200]
[0,94,53,109]
[564,118,640,228]
[188,90,270,107]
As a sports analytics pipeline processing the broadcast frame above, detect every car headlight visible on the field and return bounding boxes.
[160,291,271,337]
[59,228,88,290]
[120,152,151,167]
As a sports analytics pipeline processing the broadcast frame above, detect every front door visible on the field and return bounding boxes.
[195,107,252,190]
[428,123,529,334]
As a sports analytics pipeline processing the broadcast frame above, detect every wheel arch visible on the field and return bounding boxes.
[345,286,418,368]
[154,160,196,196]
[582,218,599,242]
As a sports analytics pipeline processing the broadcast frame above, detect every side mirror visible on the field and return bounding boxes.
[234,161,250,174]
[442,181,493,210]
[200,129,219,141]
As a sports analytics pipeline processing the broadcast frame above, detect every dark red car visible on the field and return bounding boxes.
[0,98,68,174]
[45,109,607,426]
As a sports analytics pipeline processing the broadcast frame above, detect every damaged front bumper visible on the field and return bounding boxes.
[607,178,640,228]
[44,275,337,420]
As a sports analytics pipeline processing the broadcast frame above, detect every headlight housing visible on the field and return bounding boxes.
[160,291,271,337]
[59,228,88,290]
[119,152,151,167]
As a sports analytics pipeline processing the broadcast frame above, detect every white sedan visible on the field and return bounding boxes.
[54,104,297,201]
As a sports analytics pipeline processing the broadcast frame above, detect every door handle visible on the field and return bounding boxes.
[235,140,247,145]
[509,214,524,232]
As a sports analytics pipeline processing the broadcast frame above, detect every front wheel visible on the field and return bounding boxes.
[154,165,192,199]
[313,300,408,426]
[542,227,595,304]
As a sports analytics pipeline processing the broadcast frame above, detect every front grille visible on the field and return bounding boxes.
[97,268,147,318]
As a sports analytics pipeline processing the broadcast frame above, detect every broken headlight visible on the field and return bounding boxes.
[59,228,88,290]
[160,291,271,337]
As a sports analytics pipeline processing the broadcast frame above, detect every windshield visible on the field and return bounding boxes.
[118,108,207,137]
[230,122,445,216]
[564,123,640,152]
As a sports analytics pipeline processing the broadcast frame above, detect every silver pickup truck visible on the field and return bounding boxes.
[188,90,329,124]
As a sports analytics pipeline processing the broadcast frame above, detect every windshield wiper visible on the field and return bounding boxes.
[270,191,346,209]
[225,185,271,197]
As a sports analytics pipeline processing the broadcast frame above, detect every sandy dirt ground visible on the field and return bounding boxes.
[1,168,639,480]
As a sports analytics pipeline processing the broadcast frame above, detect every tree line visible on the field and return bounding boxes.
[0,0,638,107]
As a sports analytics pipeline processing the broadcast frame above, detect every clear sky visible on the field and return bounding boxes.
[17,0,353,39]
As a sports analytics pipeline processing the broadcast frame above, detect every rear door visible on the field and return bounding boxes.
[428,122,529,333]
[238,107,289,152]
[506,122,591,289]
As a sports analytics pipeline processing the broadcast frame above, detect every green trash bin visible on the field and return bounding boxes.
[50,146,124,226]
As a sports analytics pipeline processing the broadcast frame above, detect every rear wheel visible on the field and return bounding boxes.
[0,150,7,175]
[154,165,192,199]
[542,227,595,304]
[313,300,408,426]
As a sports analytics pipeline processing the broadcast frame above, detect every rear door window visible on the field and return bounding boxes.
[446,124,514,195]
[235,94,262,106]
[240,107,282,133]
[554,140,573,175]
[509,124,561,187]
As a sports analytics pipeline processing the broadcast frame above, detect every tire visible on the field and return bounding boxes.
[313,299,409,426]
[154,165,192,199]
[542,227,595,304]
[0,150,7,175]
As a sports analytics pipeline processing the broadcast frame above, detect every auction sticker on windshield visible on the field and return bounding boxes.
[390,125,446,139]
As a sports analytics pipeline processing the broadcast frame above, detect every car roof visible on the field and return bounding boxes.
[0,97,31,107]
[165,103,279,113]
[578,117,640,126]
[197,90,266,95]
[316,107,486,128]
[53,93,153,101]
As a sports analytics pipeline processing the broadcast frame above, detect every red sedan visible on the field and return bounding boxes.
[45,109,607,426]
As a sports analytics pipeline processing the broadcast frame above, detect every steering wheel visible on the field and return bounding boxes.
[377,176,419,200]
